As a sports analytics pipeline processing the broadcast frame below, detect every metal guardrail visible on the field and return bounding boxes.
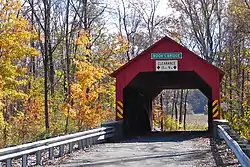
[0,126,115,167]
[217,125,250,167]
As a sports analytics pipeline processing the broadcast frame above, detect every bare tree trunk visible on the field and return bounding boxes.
[241,67,245,114]
[83,0,88,30]
[229,54,233,121]
[184,90,189,130]
[43,0,51,132]
[224,72,228,97]
[49,50,54,96]
[30,0,36,78]
[179,89,183,129]
[27,0,35,105]
[170,91,175,131]
[174,90,180,130]
[65,0,71,134]
[160,93,164,131]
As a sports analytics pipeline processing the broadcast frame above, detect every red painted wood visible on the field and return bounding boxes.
[113,36,224,120]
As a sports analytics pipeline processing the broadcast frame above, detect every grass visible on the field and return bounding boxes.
[153,114,208,131]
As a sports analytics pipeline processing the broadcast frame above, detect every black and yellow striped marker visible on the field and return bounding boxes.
[116,101,123,119]
[212,100,219,118]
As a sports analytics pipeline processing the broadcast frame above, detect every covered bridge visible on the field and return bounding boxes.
[111,36,224,136]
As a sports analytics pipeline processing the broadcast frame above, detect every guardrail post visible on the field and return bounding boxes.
[49,147,54,160]
[86,138,90,148]
[93,136,98,144]
[81,139,86,148]
[69,142,73,153]
[89,138,92,147]
[22,154,28,167]
[59,145,64,157]
[36,150,41,165]
[92,137,95,145]
[78,140,82,150]
[6,159,12,167]
[89,137,93,146]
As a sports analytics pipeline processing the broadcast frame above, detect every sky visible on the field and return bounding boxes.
[104,0,173,33]
[156,0,171,15]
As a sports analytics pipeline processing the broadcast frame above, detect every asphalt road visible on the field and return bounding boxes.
[49,132,240,167]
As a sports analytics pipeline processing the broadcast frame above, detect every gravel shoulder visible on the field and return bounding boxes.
[45,132,241,167]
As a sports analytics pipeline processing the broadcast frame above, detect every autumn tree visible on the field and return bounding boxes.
[220,0,250,140]
[0,0,39,146]
[61,29,128,131]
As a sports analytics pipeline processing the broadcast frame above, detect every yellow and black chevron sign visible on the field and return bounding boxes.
[212,100,219,118]
[116,101,123,119]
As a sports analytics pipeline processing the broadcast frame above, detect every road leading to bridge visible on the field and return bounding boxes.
[48,132,240,167]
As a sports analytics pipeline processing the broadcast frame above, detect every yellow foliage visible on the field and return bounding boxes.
[66,60,110,129]
[92,33,128,71]
[7,77,44,145]
[0,112,4,127]
[59,31,126,130]
[0,0,40,146]
[77,30,90,45]
[0,0,38,106]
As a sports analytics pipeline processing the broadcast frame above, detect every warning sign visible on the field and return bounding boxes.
[156,60,178,71]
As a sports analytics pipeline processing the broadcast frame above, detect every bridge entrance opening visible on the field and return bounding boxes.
[111,36,224,137]
[123,71,212,136]
[152,89,208,132]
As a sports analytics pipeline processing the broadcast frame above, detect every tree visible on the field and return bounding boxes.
[220,0,250,140]
[131,0,167,46]
[183,90,189,130]
[61,32,127,130]
[0,0,129,147]
[168,0,225,63]
[114,0,141,61]
[0,0,39,145]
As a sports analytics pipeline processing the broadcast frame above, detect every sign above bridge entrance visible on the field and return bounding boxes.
[151,52,182,59]
[156,60,178,71]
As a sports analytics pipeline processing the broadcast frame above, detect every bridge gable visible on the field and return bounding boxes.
[112,36,223,89]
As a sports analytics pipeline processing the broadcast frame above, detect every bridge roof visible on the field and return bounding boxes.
[111,36,224,80]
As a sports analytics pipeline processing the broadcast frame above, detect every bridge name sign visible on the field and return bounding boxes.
[156,60,178,71]
[151,52,182,59]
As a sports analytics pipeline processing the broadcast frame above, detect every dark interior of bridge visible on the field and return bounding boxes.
[123,71,212,136]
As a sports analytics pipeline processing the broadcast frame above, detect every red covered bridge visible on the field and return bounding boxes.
[111,36,224,136]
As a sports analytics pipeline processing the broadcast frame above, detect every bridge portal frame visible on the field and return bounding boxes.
[111,36,224,135]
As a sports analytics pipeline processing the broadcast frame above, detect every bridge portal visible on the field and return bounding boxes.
[111,36,224,136]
